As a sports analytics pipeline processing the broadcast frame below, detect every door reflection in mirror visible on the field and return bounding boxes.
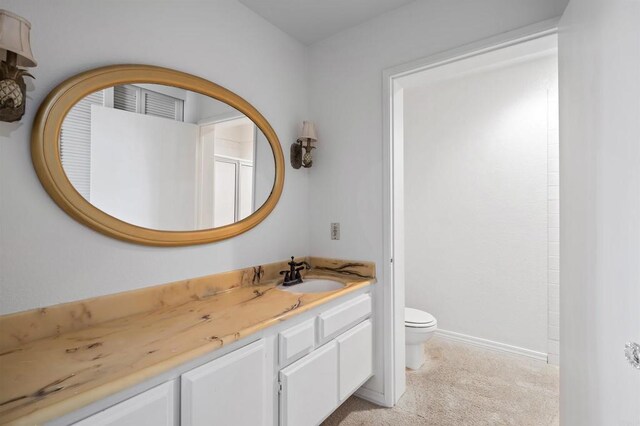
[199,117,256,228]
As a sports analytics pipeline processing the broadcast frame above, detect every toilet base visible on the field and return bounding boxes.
[406,343,425,370]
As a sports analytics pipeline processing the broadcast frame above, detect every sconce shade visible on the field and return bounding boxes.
[299,120,317,141]
[0,9,37,67]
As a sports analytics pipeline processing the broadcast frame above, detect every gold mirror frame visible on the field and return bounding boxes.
[31,65,285,246]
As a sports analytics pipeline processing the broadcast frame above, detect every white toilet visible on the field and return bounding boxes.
[405,307,437,370]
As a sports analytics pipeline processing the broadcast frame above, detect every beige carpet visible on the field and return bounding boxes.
[324,337,559,426]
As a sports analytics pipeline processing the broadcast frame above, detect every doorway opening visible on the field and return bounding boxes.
[382,24,560,418]
[197,116,257,228]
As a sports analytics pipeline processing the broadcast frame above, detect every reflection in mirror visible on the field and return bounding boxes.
[59,84,275,231]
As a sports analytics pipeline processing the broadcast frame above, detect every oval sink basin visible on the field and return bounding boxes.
[277,279,345,293]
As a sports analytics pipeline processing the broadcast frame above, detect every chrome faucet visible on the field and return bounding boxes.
[280,256,310,286]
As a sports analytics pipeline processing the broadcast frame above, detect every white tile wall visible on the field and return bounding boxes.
[547,87,560,366]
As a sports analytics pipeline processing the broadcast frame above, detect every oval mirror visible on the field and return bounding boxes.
[32,65,284,246]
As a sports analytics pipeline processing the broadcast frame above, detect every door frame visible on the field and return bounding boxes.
[196,116,258,228]
[380,18,560,405]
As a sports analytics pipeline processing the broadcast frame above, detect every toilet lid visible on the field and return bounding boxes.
[405,307,436,326]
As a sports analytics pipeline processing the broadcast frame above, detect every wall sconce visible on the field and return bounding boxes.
[0,9,37,123]
[291,121,317,169]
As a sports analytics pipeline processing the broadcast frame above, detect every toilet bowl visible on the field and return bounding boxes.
[405,307,437,370]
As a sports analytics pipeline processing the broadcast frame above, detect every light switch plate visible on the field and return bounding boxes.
[330,223,340,240]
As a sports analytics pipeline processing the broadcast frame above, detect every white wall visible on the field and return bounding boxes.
[559,0,640,423]
[91,106,199,231]
[308,0,567,397]
[185,91,239,124]
[0,0,309,314]
[403,54,557,356]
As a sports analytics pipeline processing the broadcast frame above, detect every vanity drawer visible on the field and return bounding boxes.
[317,294,372,343]
[279,318,316,366]
[73,381,177,426]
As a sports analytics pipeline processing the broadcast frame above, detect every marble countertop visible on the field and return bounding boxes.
[0,258,375,425]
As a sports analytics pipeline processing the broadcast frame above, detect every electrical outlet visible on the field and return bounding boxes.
[330,222,340,240]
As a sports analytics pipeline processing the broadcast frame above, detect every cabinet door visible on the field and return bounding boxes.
[73,381,176,426]
[337,320,373,401]
[181,339,267,426]
[279,341,338,426]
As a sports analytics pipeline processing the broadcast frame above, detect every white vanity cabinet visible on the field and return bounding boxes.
[63,290,372,426]
[181,339,268,426]
[278,317,373,426]
[73,381,177,426]
[278,319,373,426]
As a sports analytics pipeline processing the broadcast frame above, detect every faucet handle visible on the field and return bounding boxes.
[279,270,291,280]
[290,256,309,268]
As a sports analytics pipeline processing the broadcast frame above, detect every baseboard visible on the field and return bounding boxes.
[355,387,390,407]
[435,329,548,362]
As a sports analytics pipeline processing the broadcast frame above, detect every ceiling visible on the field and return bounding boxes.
[238,0,416,45]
